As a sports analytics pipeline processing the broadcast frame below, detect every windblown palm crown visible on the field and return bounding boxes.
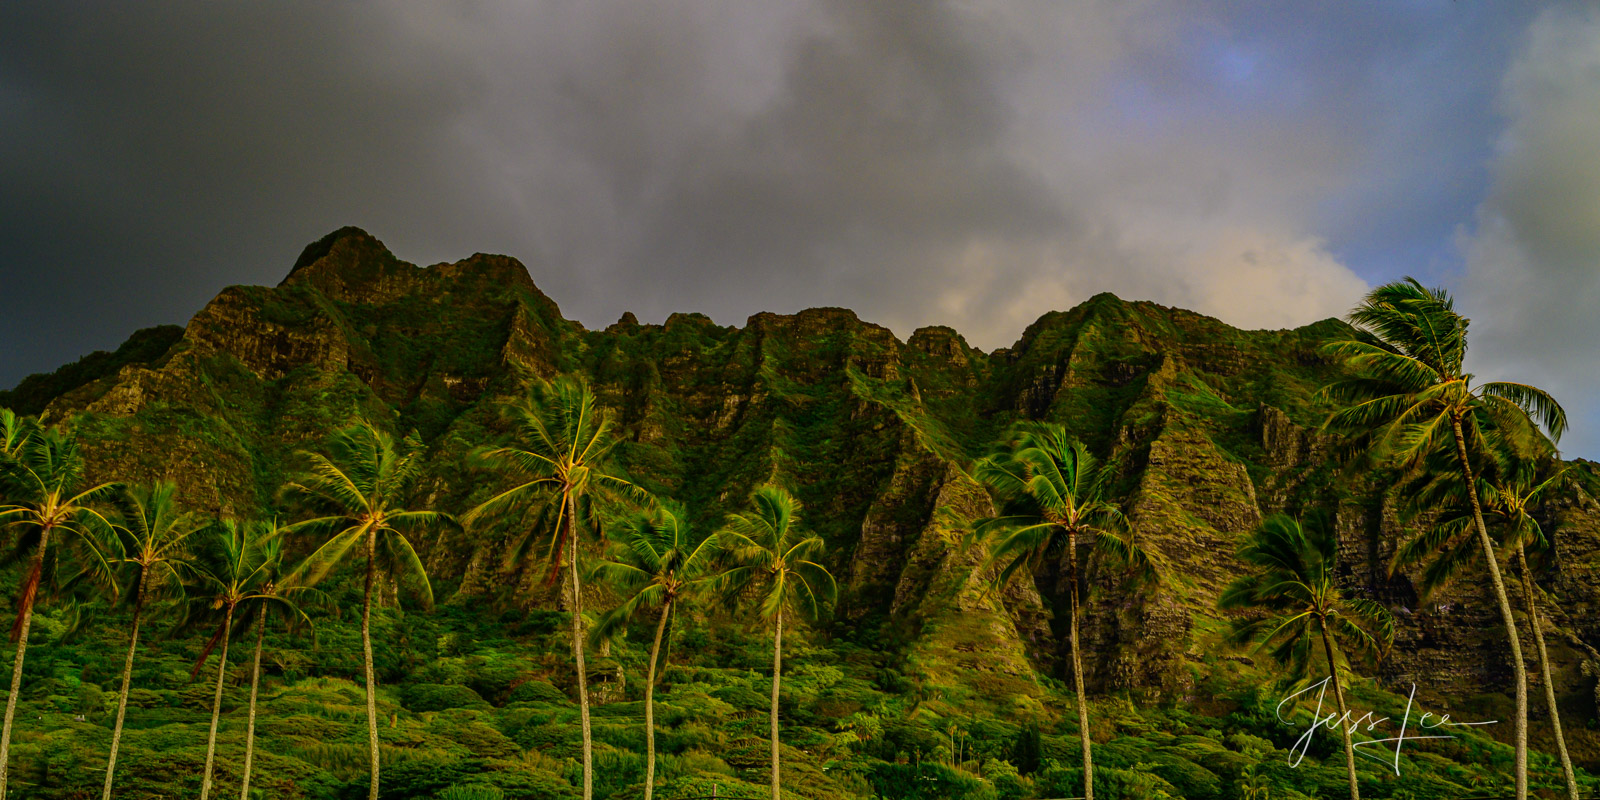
[1391,441,1567,596]
[718,485,836,623]
[0,424,121,634]
[185,519,314,671]
[590,503,723,646]
[1321,278,1566,468]
[973,423,1152,586]
[1220,514,1394,679]
[108,482,206,609]
[464,376,646,581]
[280,419,453,800]
[283,421,449,606]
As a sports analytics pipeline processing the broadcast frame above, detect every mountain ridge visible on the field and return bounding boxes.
[8,227,1600,770]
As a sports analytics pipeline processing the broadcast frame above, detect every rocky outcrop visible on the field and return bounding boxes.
[186,286,351,379]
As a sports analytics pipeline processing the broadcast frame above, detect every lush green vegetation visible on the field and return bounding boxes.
[0,326,184,417]
[1219,513,1395,800]
[1,231,1597,800]
[973,424,1154,800]
[0,413,1591,798]
[1322,279,1572,800]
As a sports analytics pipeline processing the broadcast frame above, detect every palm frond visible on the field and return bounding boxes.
[1478,382,1568,443]
[286,525,366,588]
[379,529,435,610]
[718,484,834,624]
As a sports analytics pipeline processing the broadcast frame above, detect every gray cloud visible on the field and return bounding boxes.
[3,1,1587,453]
[0,1,487,375]
[1460,4,1600,457]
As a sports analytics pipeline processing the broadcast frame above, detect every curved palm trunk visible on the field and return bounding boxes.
[770,611,783,800]
[200,605,235,800]
[0,525,50,800]
[1450,416,1527,800]
[102,580,147,800]
[1320,627,1360,800]
[362,528,381,800]
[1067,530,1093,800]
[1515,544,1578,800]
[240,605,266,800]
[643,600,671,800]
[565,493,593,800]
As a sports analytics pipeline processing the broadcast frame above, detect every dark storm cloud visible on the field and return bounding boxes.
[0,2,488,378]
[1,1,1592,452]
[1462,4,1600,457]
[611,2,1067,321]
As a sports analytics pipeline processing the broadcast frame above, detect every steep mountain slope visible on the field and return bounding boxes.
[16,226,1600,771]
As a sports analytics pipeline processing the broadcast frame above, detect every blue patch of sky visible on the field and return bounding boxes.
[1308,5,1534,289]
[1191,2,1540,292]
[1095,25,1277,134]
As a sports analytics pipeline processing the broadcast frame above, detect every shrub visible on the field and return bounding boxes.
[405,683,491,713]
[868,762,998,800]
[1008,723,1041,775]
[507,680,566,705]
[511,720,580,757]
[437,786,504,800]
[710,684,766,711]
[1144,753,1223,800]
[431,716,520,759]
[1037,764,1182,800]
[1225,731,1276,754]
[982,758,1027,800]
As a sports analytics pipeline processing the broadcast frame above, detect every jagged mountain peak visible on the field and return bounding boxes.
[283,225,390,278]
[907,325,977,364]
[279,227,544,309]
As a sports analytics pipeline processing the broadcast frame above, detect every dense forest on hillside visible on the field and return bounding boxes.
[2,227,1599,800]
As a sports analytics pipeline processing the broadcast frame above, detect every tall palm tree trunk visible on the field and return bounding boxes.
[770,611,783,800]
[1515,544,1579,800]
[240,606,266,800]
[1320,627,1360,800]
[565,494,593,800]
[1066,531,1093,800]
[1451,416,1528,800]
[643,601,671,800]
[200,605,235,800]
[361,529,381,800]
[0,526,50,800]
[102,580,147,800]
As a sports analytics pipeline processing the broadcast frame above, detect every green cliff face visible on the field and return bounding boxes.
[11,227,1600,795]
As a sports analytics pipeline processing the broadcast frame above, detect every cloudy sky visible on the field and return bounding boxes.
[2,2,1598,455]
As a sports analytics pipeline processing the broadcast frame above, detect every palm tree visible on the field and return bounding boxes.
[464,375,646,800]
[101,482,206,800]
[237,526,315,800]
[0,410,27,458]
[282,421,452,800]
[1219,513,1394,800]
[972,424,1153,800]
[183,519,314,800]
[718,485,836,800]
[1322,278,1567,800]
[589,504,724,800]
[1391,440,1580,800]
[0,423,119,800]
